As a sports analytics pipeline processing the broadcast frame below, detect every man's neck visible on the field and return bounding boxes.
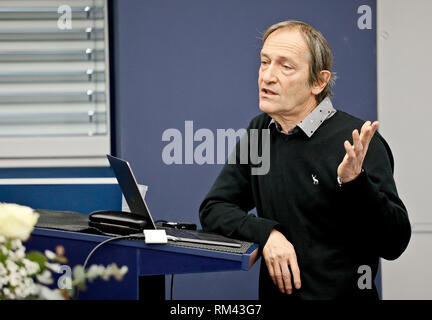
[271,98,318,134]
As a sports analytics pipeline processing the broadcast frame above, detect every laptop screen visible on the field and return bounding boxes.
[107,154,156,229]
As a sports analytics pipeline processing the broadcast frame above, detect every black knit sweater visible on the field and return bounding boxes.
[199,110,411,300]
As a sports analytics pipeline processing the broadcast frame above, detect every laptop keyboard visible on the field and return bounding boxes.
[160,227,240,243]
[162,227,195,238]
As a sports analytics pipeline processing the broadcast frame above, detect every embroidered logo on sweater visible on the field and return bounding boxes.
[312,174,319,185]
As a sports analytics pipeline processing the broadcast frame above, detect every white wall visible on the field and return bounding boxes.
[377,0,432,299]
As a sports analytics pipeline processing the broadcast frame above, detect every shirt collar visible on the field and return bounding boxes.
[268,97,336,138]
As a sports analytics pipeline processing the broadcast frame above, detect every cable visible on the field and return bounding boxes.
[76,233,145,299]
[75,232,175,300]
[82,234,139,271]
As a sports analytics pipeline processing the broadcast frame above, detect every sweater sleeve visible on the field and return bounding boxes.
[199,125,280,246]
[338,132,411,260]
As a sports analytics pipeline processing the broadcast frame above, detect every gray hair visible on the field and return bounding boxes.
[262,20,337,103]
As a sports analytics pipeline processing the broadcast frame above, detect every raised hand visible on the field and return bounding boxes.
[337,120,379,184]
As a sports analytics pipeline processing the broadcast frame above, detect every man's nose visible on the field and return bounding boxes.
[261,64,277,83]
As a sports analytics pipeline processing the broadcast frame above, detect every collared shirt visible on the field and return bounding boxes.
[268,97,337,138]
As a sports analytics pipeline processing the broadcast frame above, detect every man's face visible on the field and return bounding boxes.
[258,27,314,117]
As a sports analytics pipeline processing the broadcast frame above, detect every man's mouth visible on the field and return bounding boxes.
[261,88,278,95]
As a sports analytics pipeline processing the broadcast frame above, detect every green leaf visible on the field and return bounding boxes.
[0,250,8,264]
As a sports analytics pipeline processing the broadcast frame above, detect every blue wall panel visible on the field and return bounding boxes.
[0,184,121,214]
[0,168,121,214]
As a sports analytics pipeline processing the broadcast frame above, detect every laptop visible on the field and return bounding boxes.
[105,154,242,248]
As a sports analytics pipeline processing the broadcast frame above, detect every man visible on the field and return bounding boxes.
[199,20,411,300]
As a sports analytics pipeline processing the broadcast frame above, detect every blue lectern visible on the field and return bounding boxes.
[26,227,259,300]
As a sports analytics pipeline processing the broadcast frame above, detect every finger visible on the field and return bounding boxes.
[288,253,301,290]
[264,257,277,287]
[361,120,371,132]
[359,121,371,148]
[362,121,379,155]
[280,262,293,294]
[352,129,363,154]
[344,140,356,162]
[274,263,287,294]
[370,121,379,137]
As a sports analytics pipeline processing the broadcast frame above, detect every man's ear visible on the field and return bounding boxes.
[311,70,331,95]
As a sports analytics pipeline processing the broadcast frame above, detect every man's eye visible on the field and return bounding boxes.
[283,65,293,69]
[261,60,269,65]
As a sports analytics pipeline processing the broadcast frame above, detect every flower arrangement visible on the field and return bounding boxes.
[0,203,128,300]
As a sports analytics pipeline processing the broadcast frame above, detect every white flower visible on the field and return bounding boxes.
[36,270,53,285]
[15,278,34,299]
[0,274,8,286]
[10,239,23,250]
[0,212,129,300]
[8,272,22,287]
[22,258,40,275]
[37,285,65,300]
[6,259,19,273]
[15,247,26,260]
[44,250,56,260]
[29,281,39,296]
[7,247,25,262]
[24,277,33,287]
[45,262,61,273]
[15,288,27,299]
[118,265,128,276]
[0,203,39,241]
[86,265,101,280]
[3,287,15,299]
[19,267,27,277]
